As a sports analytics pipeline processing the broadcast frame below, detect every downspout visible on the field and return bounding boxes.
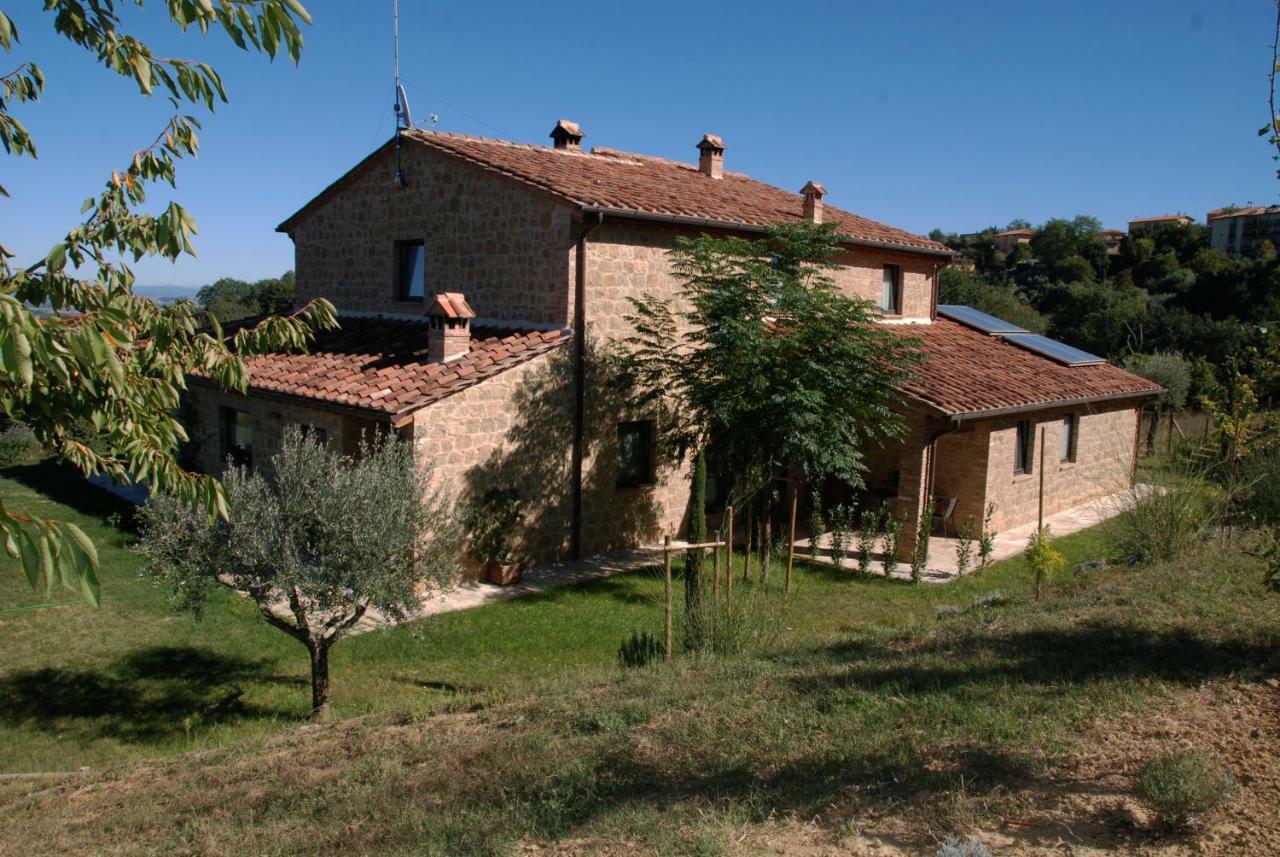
[571,210,605,560]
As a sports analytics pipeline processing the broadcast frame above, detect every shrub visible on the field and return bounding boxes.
[1109,478,1221,566]
[681,586,782,658]
[618,630,664,668]
[1236,446,1280,524]
[829,504,850,566]
[807,488,825,559]
[909,499,934,584]
[881,511,902,577]
[855,508,878,576]
[0,424,45,467]
[937,837,993,857]
[954,519,975,577]
[1135,751,1234,829]
[977,502,996,572]
[1024,527,1066,600]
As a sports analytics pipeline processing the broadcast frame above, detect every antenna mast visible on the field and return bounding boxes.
[392,0,412,187]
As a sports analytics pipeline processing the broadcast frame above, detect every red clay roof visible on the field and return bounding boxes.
[426,292,476,320]
[889,318,1161,419]
[279,130,951,256]
[193,317,569,422]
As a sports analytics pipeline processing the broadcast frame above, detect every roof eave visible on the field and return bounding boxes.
[578,205,956,257]
[930,387,1162,424]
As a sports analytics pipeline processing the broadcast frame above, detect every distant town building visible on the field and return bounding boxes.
[1101,229,1126,255]
[1206,205,1280,256]
[1127,214,1193,234]
[993,227,1035,255]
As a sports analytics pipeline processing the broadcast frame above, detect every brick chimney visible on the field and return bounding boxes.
[425,292,475,363]
[801,181,826,224]
[697,134,725,179]
[549,119,585,150]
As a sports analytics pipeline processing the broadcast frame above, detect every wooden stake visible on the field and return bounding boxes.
[785,489,798,595]
[662,535,673,661]
[725,504,734,617]
[1037,426,1046,532]
[711,533,721,599]
[1166,410,1175,456]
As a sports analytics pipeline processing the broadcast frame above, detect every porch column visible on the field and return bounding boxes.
[894,412,934,561]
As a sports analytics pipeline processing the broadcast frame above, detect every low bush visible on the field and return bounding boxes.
[681,585,782,659]
[617,630,663,669]
[1109,478,1221,566]
[1235,446,1280,524]
[1134,751,1234,830]
[0,424,45,467]
[937,837,993,857]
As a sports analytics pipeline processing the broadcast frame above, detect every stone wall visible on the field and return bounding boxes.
[288,143,577,326]
[979,402,1140,533]
[181,385,352,475]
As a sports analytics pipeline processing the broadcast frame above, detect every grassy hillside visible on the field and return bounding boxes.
[0,463,1277,854]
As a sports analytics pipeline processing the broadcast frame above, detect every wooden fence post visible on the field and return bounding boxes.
[725,505,734,617]
[1037,426,1046,532]
[662,535,673,661]
[785,489,798,595]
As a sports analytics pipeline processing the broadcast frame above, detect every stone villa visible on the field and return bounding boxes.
[182,121,1160,568]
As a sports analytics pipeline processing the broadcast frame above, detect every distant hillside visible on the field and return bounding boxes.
[134,285,199,302]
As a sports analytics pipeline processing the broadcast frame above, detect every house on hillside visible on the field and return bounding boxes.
[1128,214,1193,234]
[180,121,1160,570]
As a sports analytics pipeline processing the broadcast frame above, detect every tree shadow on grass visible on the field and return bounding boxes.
[790,623,1280,698]
[0,460,139,531]
[0,645,303,743]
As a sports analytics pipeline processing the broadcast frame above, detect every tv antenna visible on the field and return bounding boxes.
[392,0,412,187]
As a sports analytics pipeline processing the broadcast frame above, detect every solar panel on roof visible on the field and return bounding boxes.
[999,333,1105,367]
[937,305,1028,334]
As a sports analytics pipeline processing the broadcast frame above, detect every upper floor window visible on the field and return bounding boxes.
[221,408,254,470]
[617,420,656,489]
[1014,419,1033,475]
[880,264,902,315]
[1060,414,1078,463]
[396,239,425,301]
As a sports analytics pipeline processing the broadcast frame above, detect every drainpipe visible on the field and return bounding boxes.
[571,210,605,559]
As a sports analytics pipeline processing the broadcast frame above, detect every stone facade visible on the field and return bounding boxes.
[289,144,576,326]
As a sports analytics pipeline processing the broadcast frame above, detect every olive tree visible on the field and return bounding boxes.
[0,2,334,604]
[138,428,459,719]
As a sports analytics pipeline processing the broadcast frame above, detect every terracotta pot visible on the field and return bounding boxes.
[484,559,523,586]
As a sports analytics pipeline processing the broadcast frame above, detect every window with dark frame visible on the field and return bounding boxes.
[396,239,425,301]
[296,423,328,446]
[221,408,254,470]
[1014,419,1033,475]
[880,264,902,314]
[1060,413,1078,463]
[616,420,656,488]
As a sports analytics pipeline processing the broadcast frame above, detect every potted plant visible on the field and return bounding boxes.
[467,489,524,585]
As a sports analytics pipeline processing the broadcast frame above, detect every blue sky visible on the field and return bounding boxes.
[3,0,1276,287]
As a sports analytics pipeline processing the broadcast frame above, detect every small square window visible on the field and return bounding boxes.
[221,408,254,470]
[1014,419,1034,475]
[880,264,902,314]
[616,420,656,488]
[396,239,425,301]
[296,424,328,446]
[1060,414,1078,463]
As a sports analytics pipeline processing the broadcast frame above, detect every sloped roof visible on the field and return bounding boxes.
[889,318,1161,420]
[278,130,952,256]
[191,317,569,423]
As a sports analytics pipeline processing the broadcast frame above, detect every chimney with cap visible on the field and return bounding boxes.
[425,292,475,363]
[697,134,725,179]
[801,181,826,224]
[549,119,584,150]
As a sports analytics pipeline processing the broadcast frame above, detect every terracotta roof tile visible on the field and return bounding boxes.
[888,318,1161,418]
[393,130,950,255]
[194,316,569,419]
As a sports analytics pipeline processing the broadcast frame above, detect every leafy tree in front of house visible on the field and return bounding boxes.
[0,3,334,603]
[1125,352,1191,451]
[138,428,458,719]
[612,222,922,581]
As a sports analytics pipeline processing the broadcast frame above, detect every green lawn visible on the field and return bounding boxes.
[0,460,1116,775]
[1,463,1278,853]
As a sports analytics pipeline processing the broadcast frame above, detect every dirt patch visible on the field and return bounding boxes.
[735,679,1280,856]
